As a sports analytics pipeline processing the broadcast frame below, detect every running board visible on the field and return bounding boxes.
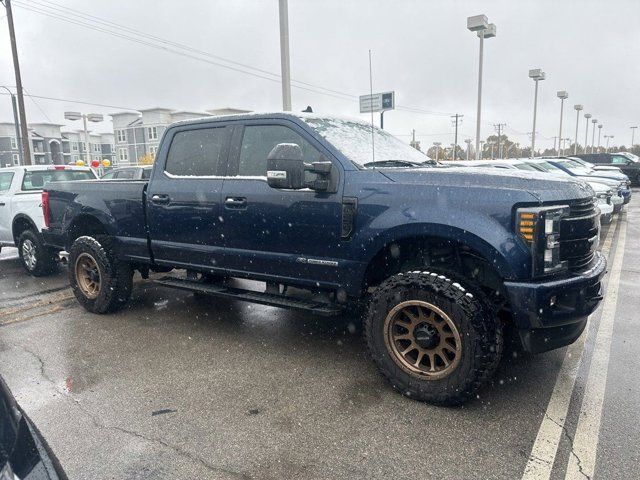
[154,276,343,316]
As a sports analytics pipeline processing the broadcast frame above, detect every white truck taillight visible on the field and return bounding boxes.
[42,191,51,227]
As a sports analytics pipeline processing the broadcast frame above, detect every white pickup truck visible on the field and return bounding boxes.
[0,165,97,275]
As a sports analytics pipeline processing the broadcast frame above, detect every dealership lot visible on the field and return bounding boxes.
[0,195,638,480]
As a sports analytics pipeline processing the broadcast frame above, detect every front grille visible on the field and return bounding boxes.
[560,198,599,273]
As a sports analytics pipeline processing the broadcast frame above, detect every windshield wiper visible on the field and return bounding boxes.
[363,160,423,168]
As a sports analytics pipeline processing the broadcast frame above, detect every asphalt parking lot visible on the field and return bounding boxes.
[1,195,638,480]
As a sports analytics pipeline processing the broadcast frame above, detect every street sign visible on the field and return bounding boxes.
[359,91,395,113]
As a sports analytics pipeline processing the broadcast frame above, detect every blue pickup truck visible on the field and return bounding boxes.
[42,113,606,405]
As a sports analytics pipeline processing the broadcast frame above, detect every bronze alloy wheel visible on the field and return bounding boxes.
[75,252,102,299]
[384,300,462,380]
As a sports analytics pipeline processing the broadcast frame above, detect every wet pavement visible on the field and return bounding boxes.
[0,196,638,479]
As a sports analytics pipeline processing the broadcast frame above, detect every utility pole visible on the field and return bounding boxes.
[451,114,463,160]
[433,142,441,162]
[494,123,505,158]
[552,136,558,153]
[0,86,22,164]
[278,0,292,111]
[3,0,32,164]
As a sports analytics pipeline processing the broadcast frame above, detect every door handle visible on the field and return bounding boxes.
[224,197,247,209]
[150,194,170,205]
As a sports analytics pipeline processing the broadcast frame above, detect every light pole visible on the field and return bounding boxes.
[590,118,597,153]
[1,85,23,165]
[467,15,496,160]
[488,140,496,159]
[605,135,614,152]
[64,112,104,164]
[564,138,571,156]
[556,91,568,156]
[464,138,472,160]
[278,0,292,111]
[573,104,583,154]
[631,126,638,147]
[479,140,485,159]
[583,113,591,154]
[433,142,441,162]
[529,69,545,158]
[597,124,603,152]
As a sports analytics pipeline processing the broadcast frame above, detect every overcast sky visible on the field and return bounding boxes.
[1,0,639,151]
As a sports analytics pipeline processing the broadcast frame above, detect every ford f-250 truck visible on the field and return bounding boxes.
[41,113,606,405]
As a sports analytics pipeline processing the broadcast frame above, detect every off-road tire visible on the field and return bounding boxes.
[17,229,58,277]
[364,270,503,406]
[68,235,133,313]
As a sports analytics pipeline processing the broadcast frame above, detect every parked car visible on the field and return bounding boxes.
[0,165,97,275]
[574,152,640,186]
[564,156,623,174]
[455,160,615,223]
[42,113,606,406]
[0,375,67,479]
[101,165,152,180]
[531,158,630,209]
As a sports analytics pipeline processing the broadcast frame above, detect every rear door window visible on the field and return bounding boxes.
[165,127,230,176]
[115,169,136,179]
[0,172,14,191]
[611,156,628,165]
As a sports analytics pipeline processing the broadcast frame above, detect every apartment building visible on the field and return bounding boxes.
[111,107,250,165]
[0,122,115,167]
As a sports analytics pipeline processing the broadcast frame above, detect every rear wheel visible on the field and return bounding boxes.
[69,236,133,313]
[17,229,58,277]
[364,271,502,406]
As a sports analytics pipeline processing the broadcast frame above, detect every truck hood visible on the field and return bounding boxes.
[379,167,594,203]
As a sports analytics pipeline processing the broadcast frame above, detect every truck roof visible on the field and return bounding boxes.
[169,111,368,129]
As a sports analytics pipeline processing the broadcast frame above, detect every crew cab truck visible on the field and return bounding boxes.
[0,165,96,275]
[42,113,606,405]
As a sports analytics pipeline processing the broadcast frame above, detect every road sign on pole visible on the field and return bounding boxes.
[359,91,395,113]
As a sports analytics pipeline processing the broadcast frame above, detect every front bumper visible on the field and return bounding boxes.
[504,251,606,353]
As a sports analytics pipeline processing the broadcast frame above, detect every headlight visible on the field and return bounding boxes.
[596,191,612,204]
[516,205,569,277]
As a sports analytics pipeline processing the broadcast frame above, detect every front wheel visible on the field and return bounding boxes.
[69,236,133,313]
[364,271,503,406]
[17,229,58,277]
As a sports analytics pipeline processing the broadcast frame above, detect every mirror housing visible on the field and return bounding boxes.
[267,143,305,189]
[267,144,333,191]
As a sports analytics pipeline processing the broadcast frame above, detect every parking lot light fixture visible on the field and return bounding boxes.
[468,15,496,160]
[631,126,638,146]
[573,105,583,154]
[590,118,598,153]
[529,69,545,158]
[597,125,603,152]
[64,111,104,164]
[583,113,592,154]
[556,91,568,156]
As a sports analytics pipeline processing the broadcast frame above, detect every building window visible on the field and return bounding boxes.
[93,143,101,153]
[10,137,17,149]
[118,148,128,161]
[116,129,126,143]
[149,145,157,156]
[72,155,79,162]
[71,142,78,152]
[12,154,19,165]
[147,126,158,141]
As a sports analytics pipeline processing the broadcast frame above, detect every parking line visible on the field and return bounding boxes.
[521,217,618,480]
[564,214,627,479]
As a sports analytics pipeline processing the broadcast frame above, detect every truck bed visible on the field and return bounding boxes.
[45,180,149,258]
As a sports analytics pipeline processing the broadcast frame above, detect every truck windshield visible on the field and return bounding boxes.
[303,117,430,168]
[22,170,95,191]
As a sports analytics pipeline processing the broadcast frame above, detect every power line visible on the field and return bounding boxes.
[0,90,136,110]
[12,0,456,117]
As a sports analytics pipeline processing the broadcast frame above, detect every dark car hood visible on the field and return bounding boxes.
[379,167,595,203]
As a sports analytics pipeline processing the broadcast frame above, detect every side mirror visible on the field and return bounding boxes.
[267,143,305,189]
[267,143,333,191]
